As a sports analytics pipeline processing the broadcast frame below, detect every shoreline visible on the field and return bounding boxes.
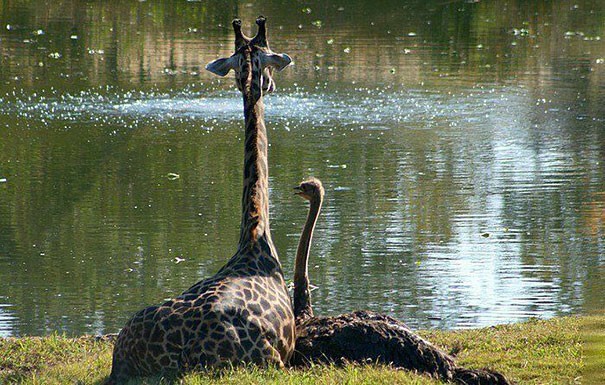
[1,315,601,384]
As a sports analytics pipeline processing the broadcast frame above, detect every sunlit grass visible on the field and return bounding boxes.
[581,314,605,385]
[1,316,597,385]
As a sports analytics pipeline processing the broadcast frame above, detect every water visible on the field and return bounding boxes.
[0,0,603,337]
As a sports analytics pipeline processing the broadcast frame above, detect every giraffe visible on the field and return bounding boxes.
[289,178,512,385]
[106,17,294,383]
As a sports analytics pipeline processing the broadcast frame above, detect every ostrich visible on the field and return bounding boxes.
[289,178,511,385]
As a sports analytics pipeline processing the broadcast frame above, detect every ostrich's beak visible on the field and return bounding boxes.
[293,185,302,195]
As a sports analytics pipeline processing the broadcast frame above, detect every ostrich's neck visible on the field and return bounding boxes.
[238,96,272,248]
[293,195,322,321]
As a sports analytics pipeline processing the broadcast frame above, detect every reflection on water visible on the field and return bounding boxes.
[0,0,603,336]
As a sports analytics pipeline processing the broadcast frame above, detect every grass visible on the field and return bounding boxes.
[581,314,605,384]
[0,315,600,385]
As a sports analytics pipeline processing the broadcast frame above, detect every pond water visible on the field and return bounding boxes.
[0,0,603,337]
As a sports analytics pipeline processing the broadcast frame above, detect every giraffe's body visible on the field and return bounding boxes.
[109,240,293,379]
[107,17,294,383]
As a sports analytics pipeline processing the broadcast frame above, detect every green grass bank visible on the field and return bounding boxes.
[1,316,602,385]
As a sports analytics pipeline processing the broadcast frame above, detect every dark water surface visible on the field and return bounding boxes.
[0,0,603,336]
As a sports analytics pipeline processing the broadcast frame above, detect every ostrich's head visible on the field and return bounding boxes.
[205,16,292,101]
[294,178,324,201]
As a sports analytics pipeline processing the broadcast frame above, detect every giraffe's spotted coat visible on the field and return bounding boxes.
[110,244,293,381]
[107,17,294,384]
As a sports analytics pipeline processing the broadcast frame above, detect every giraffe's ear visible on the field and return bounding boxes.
[206,56,238,77]
[261,53,292,72]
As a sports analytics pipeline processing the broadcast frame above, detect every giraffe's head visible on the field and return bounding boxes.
[294,178,324,202]
[206,16,291,101]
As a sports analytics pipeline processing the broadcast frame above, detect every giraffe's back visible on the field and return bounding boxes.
[108,248,294,383]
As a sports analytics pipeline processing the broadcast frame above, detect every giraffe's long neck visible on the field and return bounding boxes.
[238,95,272,248]
[293,194,322,322]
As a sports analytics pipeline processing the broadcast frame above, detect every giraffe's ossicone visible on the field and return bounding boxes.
[107,17,293,384]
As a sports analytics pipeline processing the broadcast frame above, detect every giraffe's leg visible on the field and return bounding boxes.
[267,347,286,369]
[254,340,285,369]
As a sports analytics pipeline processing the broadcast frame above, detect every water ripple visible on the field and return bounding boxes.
[0,86,528,132]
